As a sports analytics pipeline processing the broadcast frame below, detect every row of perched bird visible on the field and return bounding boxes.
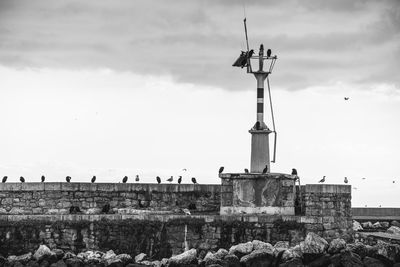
[218,166,298,175]
[1,175,198,184]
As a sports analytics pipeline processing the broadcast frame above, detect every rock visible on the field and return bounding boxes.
[14,262,25,267]
[306,254,331,267]
[40,260,50,267]
[279,258,304,267]
[299,232,329,254]
[251,240,274,252]
[353,221,363,231]
[339,250,363,267]
[229,242,253,255]
[274,241,289,249]
[107,259,123,267]
[222,254,240,267]
[282,245,303,262]
[214,249,228,260]
[9,207,25,214]
[64,258,83,267]
[363,256,385,267]
[168,248,197,265]
[347,242,368,259]
[26,260,40,267]
[387,226,400,235]
[50,260,67,267]
[52,250,64,261]
[34,245,52,261]
[14,253,32,264]
[380,221,389,228]
[239,249,274,267]
[0,208,7,214]
[102,250,117,261]
[62,252,76,260]
[373,222,382,228]
[115,254,132,264]
[375,240,400,263]
[134,253,147,263]
[327,238,346,254]
[85,208,102,214]
[362,221,373,229]
[391,220,400,227]
[203,252,221,266]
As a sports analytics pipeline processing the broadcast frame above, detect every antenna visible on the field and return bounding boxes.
[244,18,250,52]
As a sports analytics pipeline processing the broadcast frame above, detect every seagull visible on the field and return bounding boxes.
[135,175,139,182]
[91,176,96,183]
[344,97,349,100]
[255,121,261,130]
[244,168,249,174]
[66,176,71,183]
[191,177,197,184]
[182,208,191,215]
[267,49,272,57]
[20,176,25,183]
[182,168,187,171]
[362,177,366,180]
[122,176,128,183]
[319,176,326,183]
[344,177,348,184]
[178,176,182,184]
[41,175,45,182]
[291,168,298,175]
[219,167,224,174]
[262,165,268,174]
[393,181,396,183]
[167,176,173,182]
[156,176,161,184]
[2,176,7,183]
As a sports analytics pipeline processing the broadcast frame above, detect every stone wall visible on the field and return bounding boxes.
[0,183,220,215]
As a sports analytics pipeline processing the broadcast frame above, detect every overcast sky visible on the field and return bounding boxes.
[0,0,399,207]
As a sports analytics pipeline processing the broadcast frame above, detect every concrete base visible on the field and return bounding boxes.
[249,129,271,173]
[220,206,294,215]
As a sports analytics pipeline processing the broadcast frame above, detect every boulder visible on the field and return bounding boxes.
[214,249,228,260]
[102,250,117,261]
[363,256,385,267]
[305,254,331,267]
[281,245,303,262]
[134,253,147,263]
[380,221,389,228]
[115,254,132,264]
[222,254,240,267]
[299,232,328,254]
[274,241,289,249]
[387,226,400,235]
[34,245,53,261]
[64,258,83,267]
[391,220,400,227]
[279,258,304,267]
[251,240,274,252]
[168,248,197,265]
[203,251,224,266]
[339,250,363,267]
[14,252,33,264]
[362,221,373,229]
[239,249,274,267]
[85,208,102,214]
[373,222,382,228]
[229,242,253,256]
[62,252,76,260]
[328,238,346,254]
[375,240,400,263]
[347,242,368,259]
[52,250,64,261]
[353,221,363,231]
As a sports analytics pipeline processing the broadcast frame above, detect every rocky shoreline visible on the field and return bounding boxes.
[1,231,400,267]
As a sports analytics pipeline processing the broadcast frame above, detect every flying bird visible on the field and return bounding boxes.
[344,177,348,184]
[41,175,45,182]
[262,165,268,174]
[167,176,173,182]
[135,175,139,182]
[244,168,249,174]
[2,176,7,183]
[191,177,197,184]
[182,208,191,215]
[267,49,272,57]
[291,168,298,175]
[178,176,182,184]
[20,176,25,183]
[156,176,161,184]
[91,176,96,183]
[319,176,326,183]
[219,167,224,174]
[122,176,128,183]
[344,97,349,100]
[66,176,71,183]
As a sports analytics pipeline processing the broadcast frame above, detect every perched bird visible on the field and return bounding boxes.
[291,168,298,175]
[362,177,366,180]
[178,176,182,184]
[182,208,191,215]
[344,97,349,100]
[182,168,187,171]
[122,176,128,183]
[91,176,96,183]
[393,181,396,183]
[20,176,25,183]
[262,165,268,174]
[267,49,272,58]
[135,175,139,182]
[156,176,161,184]
[66,176,71,183]
[244,168,249,174]
[219,167,224,174]
[255,121,261,130]
[319,176,326,183]
[101,203,111,213]
[191,177,197,184]
[41,175,45,182]
[167,176,173,182]
[2,176,7,183]
[344,177,348,184]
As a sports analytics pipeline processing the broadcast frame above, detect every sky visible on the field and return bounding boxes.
[0,0,399,207]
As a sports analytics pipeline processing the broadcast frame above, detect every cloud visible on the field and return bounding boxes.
[0,0,399,91]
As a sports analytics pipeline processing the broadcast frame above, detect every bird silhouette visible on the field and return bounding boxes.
[66,176,71,183]
[344,177,348,184]
[135,175,139,182]
[255,121,261,130]
[393,181,396,183]
[362,177,366,180]
[182,168,187,171]
[262,165,268,174]
[2,176,7,183]
[291,168,298,175]
[156,176,161,184]
[122,176,128,183]
[41,175,45,182]
[267,49,272,57]
[20,176,25,183]
[191,177,197,184]
[344,97,349,100]
[244,168,249,174]
[319,176,326,183]
[91,176,96,183]
[167,176,173,182]
[219,167,224,174]
[178,176,182,184]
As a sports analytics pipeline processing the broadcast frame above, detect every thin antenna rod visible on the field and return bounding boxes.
[267,76,277,163]
[243,18,250,52]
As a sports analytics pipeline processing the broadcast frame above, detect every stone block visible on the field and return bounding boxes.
[44,183,62,191]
